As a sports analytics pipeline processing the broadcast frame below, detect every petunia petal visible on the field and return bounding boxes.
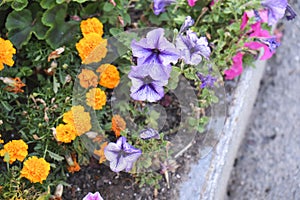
[110,155,127,172]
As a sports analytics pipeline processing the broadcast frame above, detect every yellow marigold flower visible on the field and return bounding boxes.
[96,64,120,89]
[80,17,104,37]
[94,142,108,164]
[0,38,16,71]
[0,139,28,164]
[20,156,50,183]
[55,124,77,143]
[76,33,107,64]
[112,115,126,137]
[0,134,3,144]
[86,88,107,110]
[62,105,92,136]
[78,69,98,89]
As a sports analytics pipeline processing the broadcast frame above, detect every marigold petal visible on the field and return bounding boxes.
[20,156,50,183]
[76,33,107,64]
[78,69,99,89]
[112,115,126,137]
[80,17,104,37]
[86,88,107,110]
[0,139,28,164]
[97,64,120,89]
[0,38,16,71]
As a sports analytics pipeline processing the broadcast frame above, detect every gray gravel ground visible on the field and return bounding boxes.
[226,1,300,200]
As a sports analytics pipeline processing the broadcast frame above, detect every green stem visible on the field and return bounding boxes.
[43,142,48,159]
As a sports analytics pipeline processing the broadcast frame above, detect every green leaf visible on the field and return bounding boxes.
[72,0,91,3]
[40,0,56,9]
[166,66,181,90]
[11,0,28,11]
[4,152,10,163]
[5,9,48,48]
[16,66,33,77]
[42,4,80,48]
[47,150,64,162]
[1,101,13,112]
[103,2,114,12]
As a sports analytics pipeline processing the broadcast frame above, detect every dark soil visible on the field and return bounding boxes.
[62,79,237,200]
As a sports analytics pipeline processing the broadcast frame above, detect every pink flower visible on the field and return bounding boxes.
[83,192,104,200]
[241,10,268,30]
[244,42,273,60]
[244,22,279,60]
[210,0,218,6]
[187,0,197,7]
[224,52,244,80]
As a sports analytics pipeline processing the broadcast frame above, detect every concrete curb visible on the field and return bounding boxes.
[178,60,266,200]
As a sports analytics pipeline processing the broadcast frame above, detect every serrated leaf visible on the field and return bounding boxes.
[6,9,48,48]
[47,150,64,162]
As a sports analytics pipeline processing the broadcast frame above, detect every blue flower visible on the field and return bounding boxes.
[131,28,180,67]
[176,30,211,65]
[285,4,297,21]
[261,0,287,25]
[128,64,169,102]
[139,128,160,140]
[153,0,176,15]
[104,136,142,173]
[258,37,280,52]
[179,16,195,34]
[196,72,217,88]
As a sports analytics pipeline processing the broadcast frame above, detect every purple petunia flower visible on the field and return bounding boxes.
[153,0,176,15]
[196,72,217,88]
[139,128,160,140]
[104,136,142,173]
[285,4,297,21]
[131,28,180,66]
[128,64,169,102]
[258,37,280,52]
[176,30,211,65]
[261,0,287,25]
[83,192,104,200]
[179,16,195,34]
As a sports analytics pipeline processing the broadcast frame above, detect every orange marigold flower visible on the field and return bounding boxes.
[0,139,28,164]
[76,33,107,64]
[66,153,81,173]
[86,88,107,110]
[20,156,50,183]
[55,124,77,143]
[0,38,16,71]
[80,17,104,37]
[62,105,92,136]
[78,69,98,89]
[112,115,126,137]
[96,64,120,89]
[94,142,108,164]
